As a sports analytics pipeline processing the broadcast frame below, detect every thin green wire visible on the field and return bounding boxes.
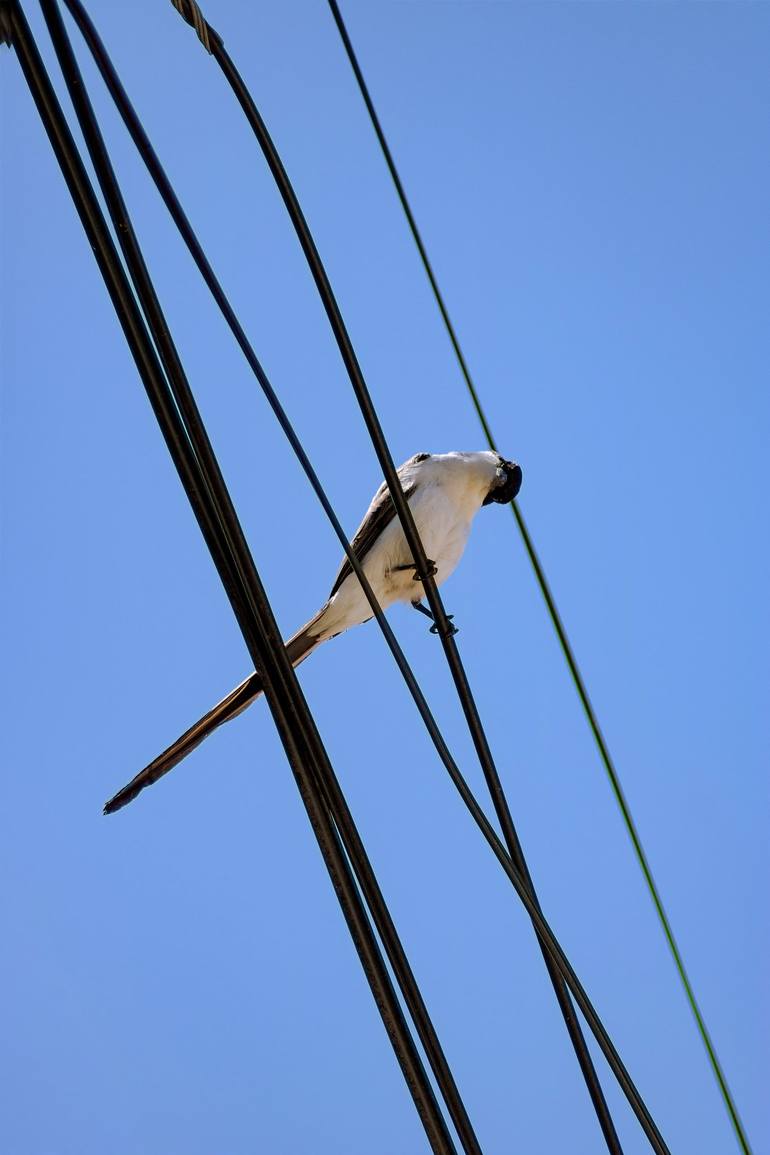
[326,3,753,1152]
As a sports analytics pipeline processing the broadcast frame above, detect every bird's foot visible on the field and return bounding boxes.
[396,560,438,582]
[431,616,458,637]
[413,559,438,582]
[411,600,434,621]
[411,600,458,636]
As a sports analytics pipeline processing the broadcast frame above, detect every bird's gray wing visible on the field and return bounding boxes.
[328,454,429,597]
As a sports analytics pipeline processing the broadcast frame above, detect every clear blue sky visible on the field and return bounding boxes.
[2,2,768,1152]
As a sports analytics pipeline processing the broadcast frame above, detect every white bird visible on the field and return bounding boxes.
[104,450,522,813]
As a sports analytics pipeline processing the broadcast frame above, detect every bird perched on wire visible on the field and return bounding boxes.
[104,450,522,814]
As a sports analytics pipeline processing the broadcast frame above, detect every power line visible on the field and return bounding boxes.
[40,0,478,1146]
[57,7,672,1153]
[11,4,464,1150]
[324,3,754,1154]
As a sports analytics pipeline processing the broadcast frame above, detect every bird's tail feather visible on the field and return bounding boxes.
[103,610,328,815]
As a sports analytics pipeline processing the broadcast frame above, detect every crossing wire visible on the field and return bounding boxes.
[12,3,462,1151]
[325,4,754,1154]
[58,4,672,1152]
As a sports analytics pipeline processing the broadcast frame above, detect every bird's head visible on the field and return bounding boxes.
[482,456,523,505]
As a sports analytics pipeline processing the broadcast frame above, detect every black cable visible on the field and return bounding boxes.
[34,2,473,1149]
[12,5,461,1151]
[324,7,753,1154]
[164,4,628,1151]
[36,0,478,1143]
[50,12,674,1152]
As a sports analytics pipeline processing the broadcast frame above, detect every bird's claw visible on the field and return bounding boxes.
[430,615,457,637]
[411,599,457,636]
[412,559,438,582]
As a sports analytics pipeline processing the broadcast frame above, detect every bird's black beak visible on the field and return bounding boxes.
[483,460,522,505]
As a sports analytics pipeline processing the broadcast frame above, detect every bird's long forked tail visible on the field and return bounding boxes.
[103,612,328,815]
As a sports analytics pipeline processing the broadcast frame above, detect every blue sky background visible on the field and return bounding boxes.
[2,2,768,1152]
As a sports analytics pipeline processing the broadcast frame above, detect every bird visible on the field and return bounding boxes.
[104,450,522,814]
